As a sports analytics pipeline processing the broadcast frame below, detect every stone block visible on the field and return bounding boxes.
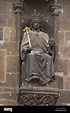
[55,72,64,89]
[0,73,17,88]
[6,14,15,27]
[68,60,70,76]
[16,72,20,88]
[57,90,70,106]
[66,31,70,44]
[64,76,70,89]
[64,45,70,59]
[3,27,10,41]
[9,28,16,42]
[0,15,7,27]
[0,100,17,106]
[6,56,19,73]
[0,1,10,14]
[0,28,3,40]
[0,50,6,82]
[59,0,70,31]
[0,87,17,93]
[6,42,17,55]
[0,92,16,100]
[57,31,65,45]
[55,58,68,76]
[0,42,18,55]
[56,45,70,60]
[6,56,17,73]
[6,73,17,88]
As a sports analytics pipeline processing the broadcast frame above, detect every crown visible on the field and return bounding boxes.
[31,9,44,21]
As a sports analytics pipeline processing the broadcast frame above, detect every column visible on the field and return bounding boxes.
[13,0,24,87]
[51,0,61,42]
[13,0,24,44]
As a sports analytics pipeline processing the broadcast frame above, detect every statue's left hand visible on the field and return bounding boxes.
[26,46,33,53]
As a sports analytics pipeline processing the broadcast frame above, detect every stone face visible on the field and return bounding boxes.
[0,50,6,82]
[57,31,65,45]
[0,15,7,27]
[57,90,70,105]
[0,100,17,106]
[66,31,70,44]
[0,92,16,100]
[9,28,16,42]
[6,73,17,88]
[6,56,17,73]
[64,76,70,89]
[55,72,64,89]
[0,28,3,40]
[55,58,68,76]
[56,45,70,60]
[3,27,16,42]
[0,42,17,55]
[0,0,18,106]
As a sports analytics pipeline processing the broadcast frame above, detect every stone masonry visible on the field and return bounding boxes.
[0,0,70,106]
[0,0,19,106]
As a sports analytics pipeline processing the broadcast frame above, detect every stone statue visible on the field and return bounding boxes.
[21,15,55,85]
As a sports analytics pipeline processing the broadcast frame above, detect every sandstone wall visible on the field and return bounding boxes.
[0,0,70,106]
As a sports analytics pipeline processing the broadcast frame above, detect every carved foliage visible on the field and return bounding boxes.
[18,91,59,106]
[13,1,24,14]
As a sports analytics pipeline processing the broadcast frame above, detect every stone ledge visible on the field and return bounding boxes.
[17,86,60,106]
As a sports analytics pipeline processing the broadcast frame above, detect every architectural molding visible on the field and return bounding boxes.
[13,1,24,14]
[17,87,60,106]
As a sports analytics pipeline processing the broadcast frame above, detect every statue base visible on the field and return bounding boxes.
[17,86,60,106]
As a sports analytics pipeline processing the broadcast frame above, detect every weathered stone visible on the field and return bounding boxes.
[3,27,16,42]
[57,31,65,45]
[6,56,17,73]
[66,31,70,44]
[6,73,17,88]
[0,87,17,93]
[56,45,70,60]
[18,86,59,106]
[57,90,70,105]
[0,92,16,100]
[0,73,17,88]
[3,27,10,41]
[0,15,7,27]
[0,42,18,55]
[55,72,64,89]
[0,28,3,40]
[55,58,68,76]
[16,72,20,88]
[0,100,17,106]
[0,0,12,15]
[6,14,16,27]
[63,45,70,59]
[68,60,70,76]
[9,28,16,42]
[64,76,70,89]
[0,50,6,82]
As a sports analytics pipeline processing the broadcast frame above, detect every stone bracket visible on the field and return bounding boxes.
[17,87,60,106]
[13,1,24,14]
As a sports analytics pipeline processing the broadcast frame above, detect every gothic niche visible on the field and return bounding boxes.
[13,0,61,106]
[21,9,55,86]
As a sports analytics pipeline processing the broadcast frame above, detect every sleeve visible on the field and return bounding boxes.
[21,33,29,60]
[42,33,50,53]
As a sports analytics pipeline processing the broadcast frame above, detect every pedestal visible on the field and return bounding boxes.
[17,86,60,106]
